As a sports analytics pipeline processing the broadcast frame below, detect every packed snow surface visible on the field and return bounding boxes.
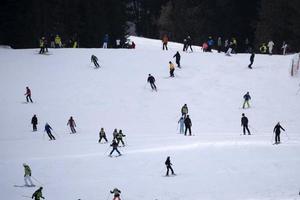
[0,36,300,200]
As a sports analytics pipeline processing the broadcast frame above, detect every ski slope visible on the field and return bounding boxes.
[0,36,300,200]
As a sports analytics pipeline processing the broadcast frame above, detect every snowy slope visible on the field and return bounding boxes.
[0,36,300,200]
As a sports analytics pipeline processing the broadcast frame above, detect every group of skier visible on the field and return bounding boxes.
[259,40,288,55]
[38,34,79,54]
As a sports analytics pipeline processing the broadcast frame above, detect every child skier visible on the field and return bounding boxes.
[23,163,34,187]
[165,156,175,176]
[273,122,285,144]
[109,139,122,157]
[98,128,108,143]
[67,116,76,133]
[116,130,126,146]
[242,92,251,109]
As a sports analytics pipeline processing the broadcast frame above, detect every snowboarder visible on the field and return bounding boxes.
[273,122,285,144]
[162,34,168,50]
[44,123,55,140]
[186,36,193,52]
[169,61,175,77]
[242,92,251,109]
[181,104,188,118]
[165,156,175,176]
[113,128,118,139]
[32,187,45,200]
[110,188,121,200]
[98,128,108,143]
[178,116,185,134]
[103,34,109,48]
[184,115,192,136]
[217,37,222,53]
[31,114,38,131]
[23,163,34,187]
[116,130,126,146]
[281,42,288,55]
[267,40,275,55]
[109,139,122,156]
[241,113,251,135]
[91,55,100,68]
[147,74,157,91]
[24,87,33,103]
[173,51,181,68]
[248,52,255,69]
[67,116,76,133]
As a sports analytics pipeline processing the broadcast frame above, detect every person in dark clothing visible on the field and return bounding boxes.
[116,130,126,146]
[183,38,187,51]
[184,115,192,136]
[173,51,181,68]
[91,55,100,68]
[147,74,157,91]
[242,92,251,109]
[67,116,76,133]
[39,37,45,54]
[98,128,108,143]
[273,122,285,144]
[169,61,175,77]
[24,87,33,103]
[110,188,121,200]
[186,36,193,52]
[241,113,251,135]
[165,156,175,176]
[44,123,55,140]
[217,37,222,53]
[32,187,45,200]
[248,52,255,69]
[109,139,122,156]
[31,114,38,131]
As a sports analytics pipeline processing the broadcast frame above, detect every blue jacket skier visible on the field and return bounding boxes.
[44,123,55,140]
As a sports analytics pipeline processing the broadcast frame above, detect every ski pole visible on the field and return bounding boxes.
[31,176,43,185]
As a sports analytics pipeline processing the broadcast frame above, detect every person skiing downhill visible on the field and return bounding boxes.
[184,115,192,136]
[147,74,157,91]
[242,92,251,109]
[241,113,251,135]
[178,116,185,134]
[110,188,121,200]
[44,123,55,140]
[109,139,122,157]
[67,116,76,133]
[31,114,38,131]
[169,61,175,77]
[165,156,175,176]
[273,122,285,144]
[23,163,34,187]
[181,104,188,118]
[32,187,45,200]
[173,51,181,68]
[24,87,33,103]
[268,40,275,55]
[91,55,100,68]
[116,130,126,146]
[98,128,108,143]
[248,52,255,69]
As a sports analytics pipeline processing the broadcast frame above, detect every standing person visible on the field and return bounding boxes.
[31,114,38,131]
[224,39,229,52]
[267,40,275,55]
[50,34,55,48]
[273,122,285,144]
[165,156,175,176]
[242,92,251,109]
[169,61,175,77]
[207,36,214,52]
[98,128,108,143]
[113,128,118,139]
[162,34,168,50]
[110,188,121,200]
[44,123,55,140]
[116,130,126,146]
[281,42,288,55]
[109,139,122,157]
[217,37,222,53]
[260,43,267,54]
[39,37,45,54]
[248,52,255,69]
[241,113,251,135]
[23,163,34,187]
[147,74,157,91]
[181,104,188,118]
[173,51,181,68]
[103,34,109,48]
[232,37,237,54]
[67,116,76,134]
[55,34,62,48]
[24,87,33,103]
[91,55,100,68]
[32,187,45,200]
[186,36,193,52]
[178,116,185,134]
[184,115,192,136]
[116,38,121,48]
[183,38,187,51]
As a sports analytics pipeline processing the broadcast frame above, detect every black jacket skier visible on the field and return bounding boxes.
[184,115,192,136]
[186,36,193,52]
[116,130,126,146]
[147,74,157,91]
[110,188,121,200]
[241,113,251,135]
[165,156,175,176]
[173,51,181,68]
[98,128,108,143]
[248,52,255,69]
[273,122,285,144]
[242,92,251,109]
[109,139,121,156]
[91,55,100,68]
[31,115,38,131]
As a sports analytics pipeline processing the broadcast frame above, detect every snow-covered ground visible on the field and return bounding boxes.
[0,36,300,200]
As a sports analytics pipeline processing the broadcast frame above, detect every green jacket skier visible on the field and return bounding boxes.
[23,163,34,186]
[32,187,45,200]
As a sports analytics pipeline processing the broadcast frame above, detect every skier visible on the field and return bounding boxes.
[32,187,45,200]
[224,39,229,52]
[67,116,76,133]
[98,128,108,143]
[248,51,255,69]
[242,92,251,109]
[91,55,100,68]
[281,42,288,55]
[186,36,193,52]
[44,123,55,140]
[226,41,234,56]
[181,104,188,118]
[147,74,157,91]
[39,37,45,54]
[31,114,38,131]
[54,34,62,48]
[109,139,122,157]
[173,51,181,68]
[184,115,192,136]
[241,113,251,135]
[162,34,168,50]
[183,38,187,51]
[165,156,175,176]
[23,163,34,187]
[217,37,222,53]
[116,130,126,146]
[273,122,285,144]
[103,34,109,48]
[267,40,275,55]
[178,116,185,134]
[24,87,33,103]
[113,128,118,139]
[169,61,175,77]
[259,43,267,54]
[207,36,214,52]
[110,188,121,200]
